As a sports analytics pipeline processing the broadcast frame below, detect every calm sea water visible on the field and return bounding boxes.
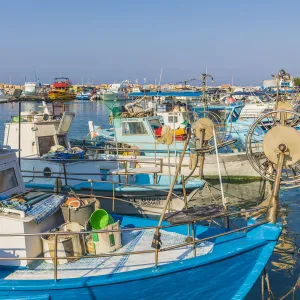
[0,100,299,299]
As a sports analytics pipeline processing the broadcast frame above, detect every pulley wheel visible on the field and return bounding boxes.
[192,118,214,141]
[262,125,300,166]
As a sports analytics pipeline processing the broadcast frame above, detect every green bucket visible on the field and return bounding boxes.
[90,209,114,242]
[90,209,114,230]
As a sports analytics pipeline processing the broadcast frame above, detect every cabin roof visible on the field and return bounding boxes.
[0,147,18,156]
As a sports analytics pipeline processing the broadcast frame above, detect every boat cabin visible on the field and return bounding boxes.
[0,147,63,267]
[24,82,37,95]
[156,101,195,129]
[109,81,128,93]
[4,109,75,158]
[0,147,25,198]
[112,116,187,151]
[52,77,72,90]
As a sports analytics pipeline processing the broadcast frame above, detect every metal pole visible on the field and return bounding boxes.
[198,129,205,179]
[54,233,58,281]
[182,175,191,239]
[192,222,196,257]
[266,144,285,223]
[62,161,68,186]
[112,182,115,211]
[154,132,191,267]
[18,100,21,167]
[276,74,280,107]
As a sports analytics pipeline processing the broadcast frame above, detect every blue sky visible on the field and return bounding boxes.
[1,0,299,85]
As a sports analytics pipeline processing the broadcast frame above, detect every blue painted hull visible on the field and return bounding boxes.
[24,177,205,195]
[0,217,281,300]
[0,244,277,299]
[76,95,90,100]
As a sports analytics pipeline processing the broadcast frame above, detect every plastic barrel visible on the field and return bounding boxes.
[61,198,96,226]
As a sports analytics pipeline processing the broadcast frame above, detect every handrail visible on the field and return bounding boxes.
[21,156,163,164]
[21,174,186,205]
[0,218,268,282]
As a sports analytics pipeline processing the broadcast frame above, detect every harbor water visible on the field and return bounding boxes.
[0,100,299,299]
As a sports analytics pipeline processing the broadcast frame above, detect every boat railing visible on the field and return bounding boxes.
[0,209,269,281]
[21,156,165,177]
[19,174,188,210]
[239,108,268,119]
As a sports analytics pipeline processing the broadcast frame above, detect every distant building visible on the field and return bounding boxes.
[221,84,231,89]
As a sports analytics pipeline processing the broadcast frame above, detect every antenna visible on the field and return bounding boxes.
[158,68,163,87]
[33,66,37,82]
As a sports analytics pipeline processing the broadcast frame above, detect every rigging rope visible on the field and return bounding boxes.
[262,268,299,300]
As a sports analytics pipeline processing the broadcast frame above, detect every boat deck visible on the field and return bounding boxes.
[5,229,214,281]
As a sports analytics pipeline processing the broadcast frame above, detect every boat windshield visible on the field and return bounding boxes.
[122,121,148,135]
[83,87,93,93]
[38,136,56,156]
[54,78,69,83]
[148,119,162,132]
[0,167,18,193]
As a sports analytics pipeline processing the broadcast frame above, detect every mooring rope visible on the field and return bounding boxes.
[262,268,300,299]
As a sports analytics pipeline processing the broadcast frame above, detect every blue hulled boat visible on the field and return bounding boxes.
[1,108,299,299]
[0,215,281,300]
[76,86,95,100]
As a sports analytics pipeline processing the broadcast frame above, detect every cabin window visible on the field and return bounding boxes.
[57,135,67,148]
[38,136,55,156]
[148,119,162,132]
[122,122,148,135]
[0,167,18,193]
[168,115,178,124]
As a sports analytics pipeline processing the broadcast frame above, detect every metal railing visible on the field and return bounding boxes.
[19,175,187,211]
[0,209,269,281]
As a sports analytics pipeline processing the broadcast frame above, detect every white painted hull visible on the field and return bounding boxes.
[117,152,260,179]
[24,83,37,96]
[103,91,127,101]
[20,158,118,188]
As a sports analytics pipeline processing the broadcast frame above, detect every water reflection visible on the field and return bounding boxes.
[190,180,268,208]
[191,180,299,299]
[272,204,298,273]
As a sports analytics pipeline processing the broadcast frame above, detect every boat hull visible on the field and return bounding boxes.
[0,95,11,103]
[0,223,280,300]
[103,92,127,101]
[19,158,204,216]
[48,91,76,101]
[118,152,260,180]
[76,94,90,100]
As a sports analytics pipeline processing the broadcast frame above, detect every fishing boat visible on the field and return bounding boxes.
[48,77,76,101]
[76,86,95,100]
[84,97,260,180]
[102,81,128,101]
[2,102,204,215]
[24,81,37,96]
[0,108,296,299]
[0,89,12,103]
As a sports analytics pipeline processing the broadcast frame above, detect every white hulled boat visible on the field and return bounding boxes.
[103,82,128,101]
